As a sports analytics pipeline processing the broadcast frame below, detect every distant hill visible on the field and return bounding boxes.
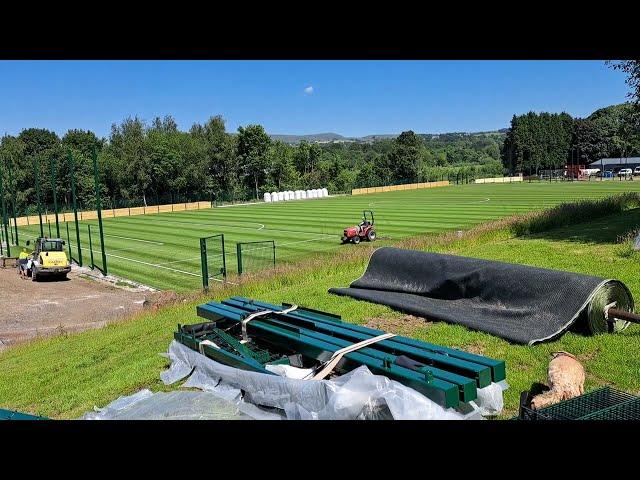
[269,129,507,145]
[269,133,353,144]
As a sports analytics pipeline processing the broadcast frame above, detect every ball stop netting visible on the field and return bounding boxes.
[329,247,634,345]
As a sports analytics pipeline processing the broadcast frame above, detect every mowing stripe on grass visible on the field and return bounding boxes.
[15,182,640,291]
[103,234,165,245]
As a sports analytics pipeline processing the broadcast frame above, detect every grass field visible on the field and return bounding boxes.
[14,180,640,291]
[2,198,639,419]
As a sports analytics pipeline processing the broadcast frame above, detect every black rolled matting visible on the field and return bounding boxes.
[329,247,629,345]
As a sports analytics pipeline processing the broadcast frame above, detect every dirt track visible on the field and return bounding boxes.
[0,266,154,351]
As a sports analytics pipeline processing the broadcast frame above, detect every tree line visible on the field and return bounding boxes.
[0,116,504,216]
[501,103,640,174]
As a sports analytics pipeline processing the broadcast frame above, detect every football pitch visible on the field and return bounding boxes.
[14,181,640,291]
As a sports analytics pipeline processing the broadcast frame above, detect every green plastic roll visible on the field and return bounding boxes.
[586,281,635,334]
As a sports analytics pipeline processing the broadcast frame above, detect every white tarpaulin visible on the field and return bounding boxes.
[82,340,506,420]
[158,340,507,420]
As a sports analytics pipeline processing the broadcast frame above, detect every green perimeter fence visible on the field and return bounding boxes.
[200,234,227,289]
[236,240,276,276]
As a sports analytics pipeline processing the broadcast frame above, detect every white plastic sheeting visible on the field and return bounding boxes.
[277,192,285,201]
[81,389,261,420]
[294,190,302,200]
[158,340,507,420]
[305,189,313,199]
[271,191,279,202]
[321,187,329,197]
[263,192,272,203]
[301,190,308,199]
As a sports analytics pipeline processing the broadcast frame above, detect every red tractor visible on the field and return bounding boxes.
[341,210,376,244]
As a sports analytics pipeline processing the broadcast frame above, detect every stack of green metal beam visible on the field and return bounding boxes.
[175,297,506,409]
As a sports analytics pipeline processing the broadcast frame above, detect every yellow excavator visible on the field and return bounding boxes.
[23,237,71,281]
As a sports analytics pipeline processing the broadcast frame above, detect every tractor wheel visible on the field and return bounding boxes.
[352,236,361,245]
[367,230,377,241]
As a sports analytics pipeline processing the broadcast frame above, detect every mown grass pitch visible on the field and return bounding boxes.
[16,180,640,291]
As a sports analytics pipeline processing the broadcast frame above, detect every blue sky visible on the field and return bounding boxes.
[0,60,630,138]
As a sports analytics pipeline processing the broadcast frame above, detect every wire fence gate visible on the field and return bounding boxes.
[200,234,227,289]
[236,240,276,275]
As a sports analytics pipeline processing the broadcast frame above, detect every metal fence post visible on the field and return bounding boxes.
[6,156,19,247]
[92,148,107,275]
[50,156,60,238]
[68,151,83,266]
[33,157,44,237]
[237,243,243,275]
[88,224,95,269]
[66,222,72,261]
[0,160,10,257]
[221,234,227,279]
[200,238,209,290]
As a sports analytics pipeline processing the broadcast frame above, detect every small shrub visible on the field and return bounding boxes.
[616,226,640,258]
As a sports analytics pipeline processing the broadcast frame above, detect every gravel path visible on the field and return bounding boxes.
[0,266,155,351]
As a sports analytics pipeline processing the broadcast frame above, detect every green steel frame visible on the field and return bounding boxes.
[177,297,507,409]
[223,298,492,388]
[231,297,506,382]
[195,301,460,407]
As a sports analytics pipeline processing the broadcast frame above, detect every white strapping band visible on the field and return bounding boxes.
[240,304,299,343]
[198,339,220,354]
[311,333,397,380]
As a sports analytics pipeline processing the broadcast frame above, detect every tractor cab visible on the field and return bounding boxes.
[25,237,70,281]
[358,211,374,231]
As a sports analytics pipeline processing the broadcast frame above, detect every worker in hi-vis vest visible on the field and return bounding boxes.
[17,247,30,276]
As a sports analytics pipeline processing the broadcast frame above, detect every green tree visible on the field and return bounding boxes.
[609,60,640,104]
[236,125,271,199]
[389,130,423,182]
[267,141,298,191]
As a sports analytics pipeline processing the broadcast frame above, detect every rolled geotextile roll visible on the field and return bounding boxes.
[586,281,634,334]
[329,247,636,344]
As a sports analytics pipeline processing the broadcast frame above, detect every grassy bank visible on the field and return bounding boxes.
[1,194,640,419]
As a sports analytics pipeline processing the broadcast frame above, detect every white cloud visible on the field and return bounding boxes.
[304,85,314,95]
